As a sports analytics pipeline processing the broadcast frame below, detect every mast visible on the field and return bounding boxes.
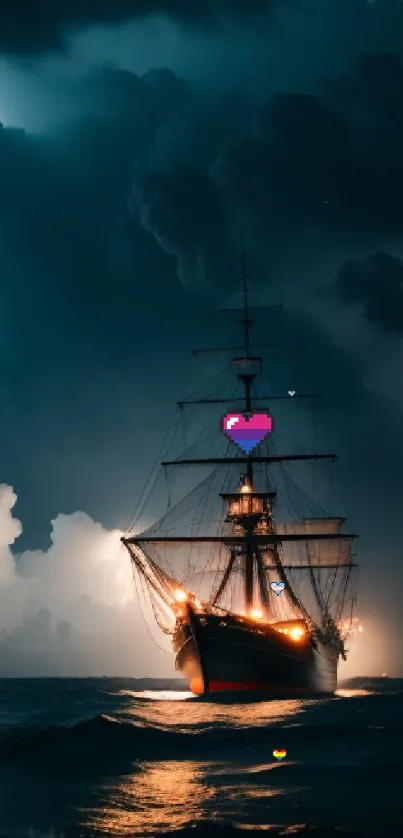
[241,254,251,360]
[124,260,356,633]
[238,257,255,611]
[120,251,359,656]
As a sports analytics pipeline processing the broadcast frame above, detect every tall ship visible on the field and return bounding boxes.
[121,267,359,696]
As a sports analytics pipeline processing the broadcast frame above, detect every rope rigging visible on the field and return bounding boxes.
[122,292,358,664]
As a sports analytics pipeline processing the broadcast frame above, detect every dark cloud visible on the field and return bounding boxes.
[3,50,403,351]
[0,66,201,547]
[0,0,296,55]
[216,93,351,237]
[132,165,237,290]
[219,55,403,247]
[0,67,190,317]
[2,13,403,676]
[335,252,403,334]
[148,91,254,172]
[2,0,403,64]
[129,51,403,298]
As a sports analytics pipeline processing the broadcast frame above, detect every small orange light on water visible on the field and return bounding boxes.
[250,609,264,620]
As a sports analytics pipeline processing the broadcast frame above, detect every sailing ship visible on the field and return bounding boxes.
[122,267,358,696]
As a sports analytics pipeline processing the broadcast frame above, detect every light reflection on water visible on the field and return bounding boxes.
[117,690,307,730]
[84,762,214,835]
[81,689,376,835]
[82,696,306,835]
[119,690,193,701]
[335,689,372,698]
[82,761,289,836]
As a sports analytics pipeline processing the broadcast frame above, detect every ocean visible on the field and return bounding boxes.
[0,677,401,838]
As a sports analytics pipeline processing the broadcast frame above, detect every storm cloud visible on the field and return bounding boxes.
[127,52,403,306]
[336,253,403,335]
[132,165,238,291]
[0,0,299,54]
[1,1,403,677]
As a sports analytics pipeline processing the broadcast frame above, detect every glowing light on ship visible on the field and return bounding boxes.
[274,623,306,641]
[338,616,364,636]
[174,589,188,603]
[289,626,304,641]
[250,608,264,620]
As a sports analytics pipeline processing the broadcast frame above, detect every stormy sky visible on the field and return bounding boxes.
[1,0,403,678]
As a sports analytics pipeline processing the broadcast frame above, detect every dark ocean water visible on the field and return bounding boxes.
[0,677,401,838]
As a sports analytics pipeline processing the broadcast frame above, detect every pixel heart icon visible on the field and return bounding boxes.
[222,413,272,454]
[270,581,285,597]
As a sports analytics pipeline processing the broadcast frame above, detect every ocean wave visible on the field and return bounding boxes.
[148,825,391,838]
[0,709,402,767]
[21,823,390,838]
[118,689,194,701]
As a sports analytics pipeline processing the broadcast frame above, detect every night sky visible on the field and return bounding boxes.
[1,0,403,678]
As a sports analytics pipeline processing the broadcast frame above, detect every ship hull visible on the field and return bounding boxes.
[173,609,338,696]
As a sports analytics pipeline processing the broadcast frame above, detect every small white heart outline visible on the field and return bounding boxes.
[270,581,285,596]
[288,390,296,397]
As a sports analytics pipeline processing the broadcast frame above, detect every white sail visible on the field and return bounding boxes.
[277,518,344,535]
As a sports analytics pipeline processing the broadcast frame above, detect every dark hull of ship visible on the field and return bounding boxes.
[173,608,338,697]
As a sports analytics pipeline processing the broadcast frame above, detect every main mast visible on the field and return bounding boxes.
[227,257,276,616]
[237,259,257,612]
